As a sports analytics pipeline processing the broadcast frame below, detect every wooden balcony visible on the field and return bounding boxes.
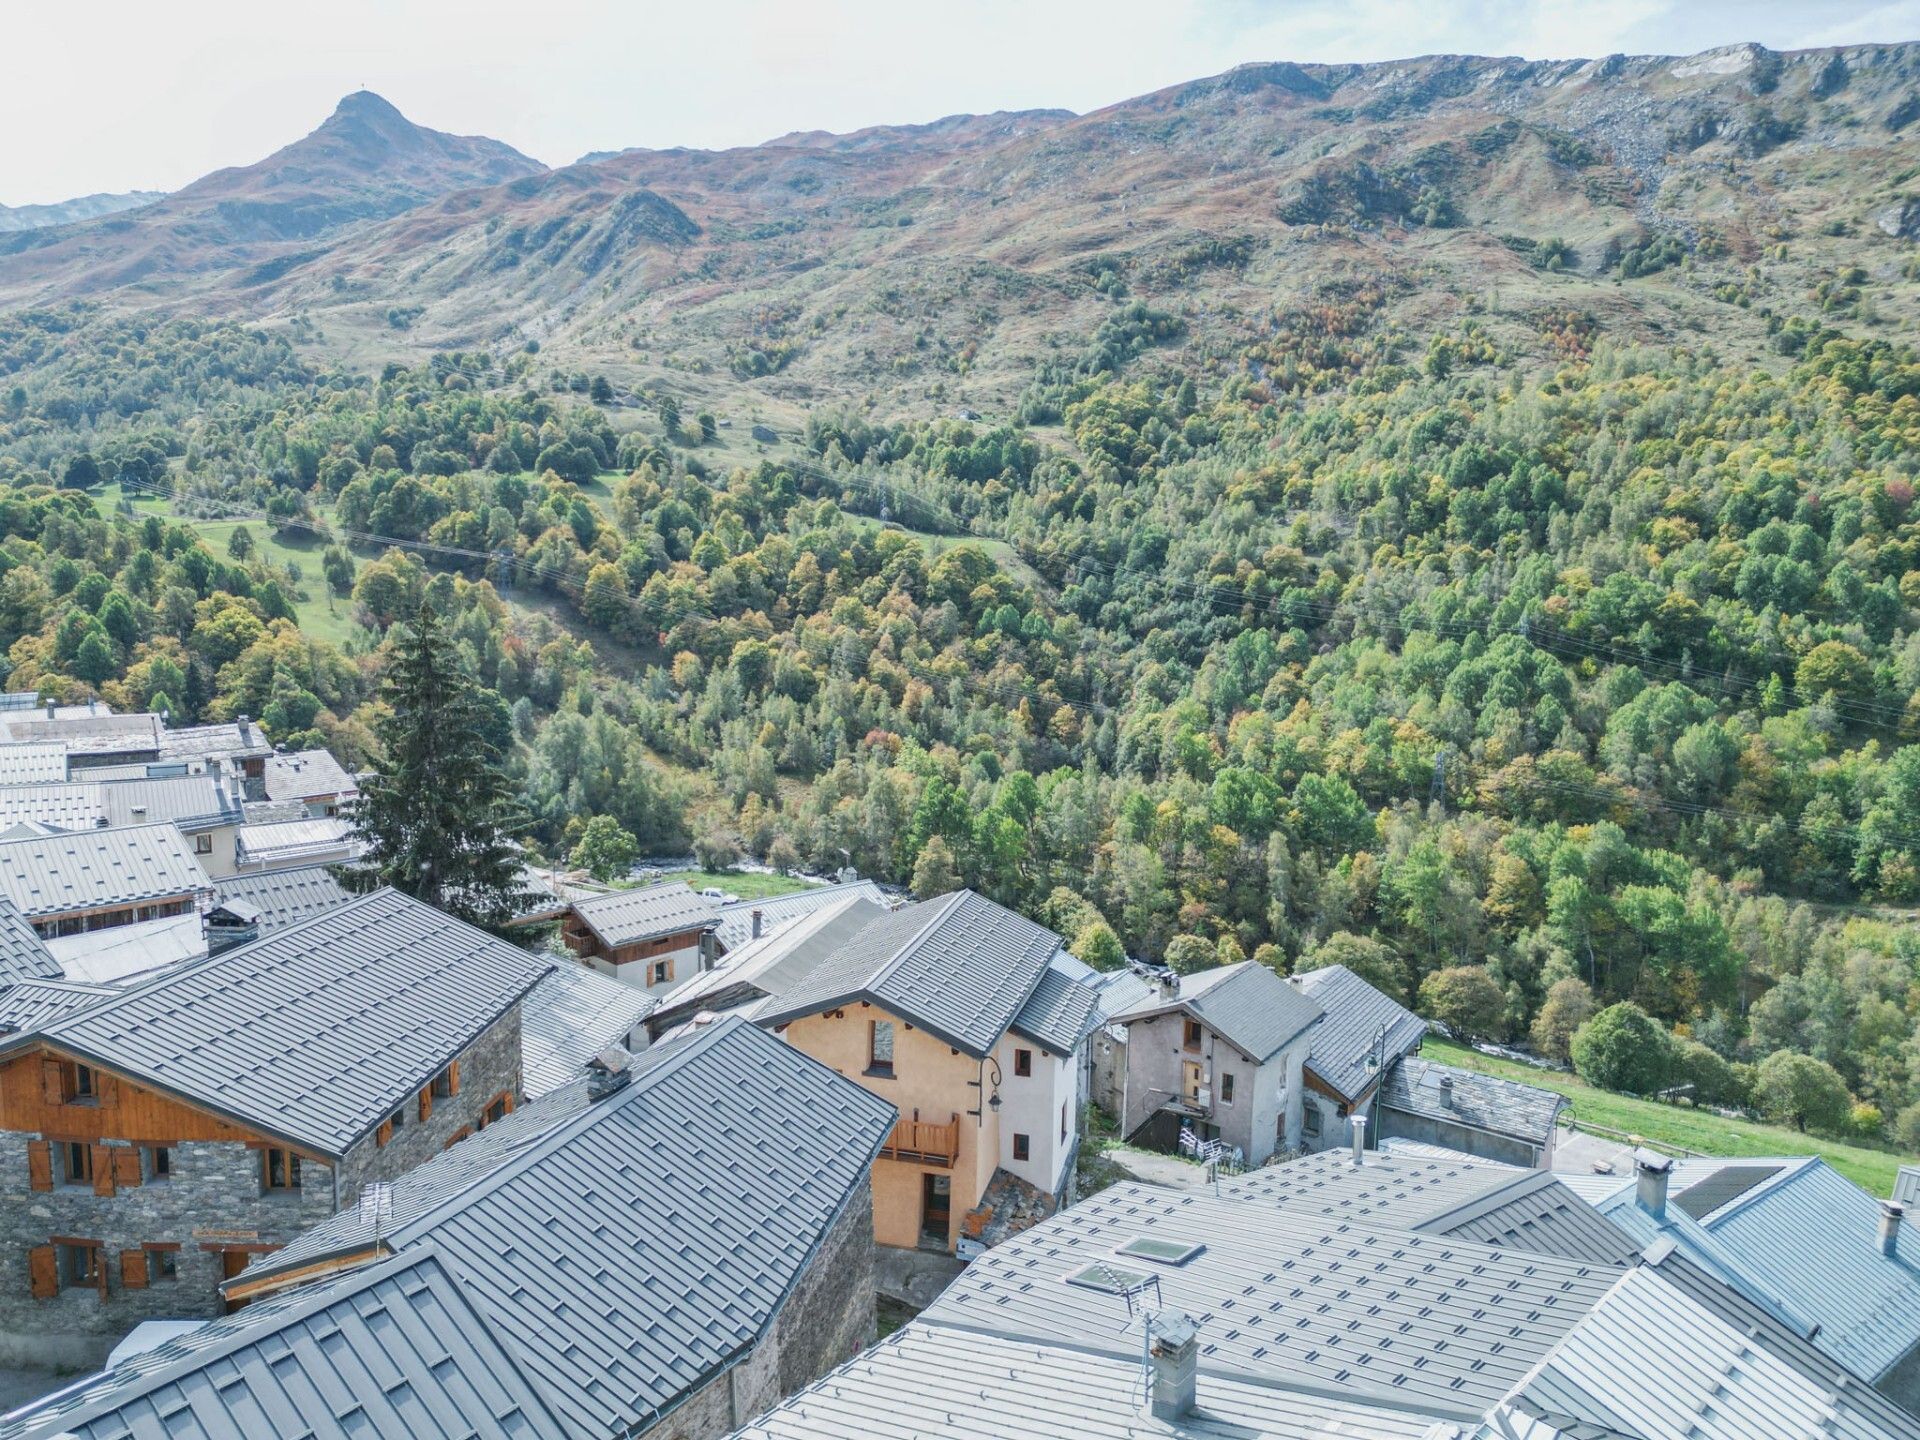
[879,1111,960,1168]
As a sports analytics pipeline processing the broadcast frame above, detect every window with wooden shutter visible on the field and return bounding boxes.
[119,1249,147,1289]
[446,1061,460,1095]
[91,1146,115,1197]
[28,1247,55,1300]
[39,1059,66,1105]
[111,1148,141,1190]
[375,1119,393,1147]
[418,1087,433,1122]
[26,1141,51,1193]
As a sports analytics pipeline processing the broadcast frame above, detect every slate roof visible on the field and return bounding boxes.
[1380,1055,1566,1147]
[755,889,1061,1057]
[0,1250,569,1440]
[100,775,242,831]
[1110,961,1324,1063]
[262,749,359,802]
[1288,962,1426,1102]
[229,1017,897,1439]
[569,879,715,948]
[0,822,211,920]
[210,864,352,933]
[519,960,658,1097]
[1008,962,1100,1055]
[1517,1266,1915,1440]
[708,879,888,951]
[0,894,60,984]
[3,889,551,1157]
[736,1323,1444,1440]
[155,717,271,763]
[0,978,115,1034]
[0,742,69,786]
[921,1183,1622,1420]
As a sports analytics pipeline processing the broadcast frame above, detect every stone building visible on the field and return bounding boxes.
[0,887,548,1367]
[1286,962,1427,1153]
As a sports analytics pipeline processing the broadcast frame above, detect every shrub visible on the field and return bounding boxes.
[1753,1050,1853,1134]
[1417,966,1508,1043]
[1570,1002,1672,1094]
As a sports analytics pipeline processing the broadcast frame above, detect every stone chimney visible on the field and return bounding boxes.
[1147,1314,1199,1422]
[585,1046,633,1101]
[236,713,251,739]
[1350,1114,1368,1167]
[1635,1150,1672,1218]
[1882,1200,1905,1258]
[750,908,763,940]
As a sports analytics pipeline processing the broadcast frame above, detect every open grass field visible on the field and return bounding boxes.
[1422,1038,1910,1196]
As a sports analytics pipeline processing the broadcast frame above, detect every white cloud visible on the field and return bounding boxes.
[0,0,1911,205]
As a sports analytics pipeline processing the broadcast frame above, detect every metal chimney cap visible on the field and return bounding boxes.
[1150,1313,1200,1352]
[1633,1148,1673,1175]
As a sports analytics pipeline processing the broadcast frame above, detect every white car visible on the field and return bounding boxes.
[699,886,727,901]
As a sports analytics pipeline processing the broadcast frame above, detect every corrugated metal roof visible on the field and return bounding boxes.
[570,879,715,947]
[0,821,211,919]
[709,879,888,950]
[519,961,657,1097]
[1415,1170,1646,1266]
[921,1182,1622,1419]
[1381,1056,1566,1147]
[0,894,60,984]
[1111,961,1325,1063]
[1221,1147,1514,1227]
[1009,964,1100,1055]
[1518,1266,1911,1440]
[0,978,115,1033]
[1289,962,1427,1102]
[0,743,68,786]
[211,864,352,933]
[230,1017,897,1439]
[47,912,206,984]
[15,888,552,1157]
[262,749,358,802]
[755,890,1060,1058]
[0,1250,568,1440]
[736,1323,1446,1440]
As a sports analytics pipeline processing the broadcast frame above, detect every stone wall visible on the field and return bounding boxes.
[1376,1105,1545,1168]
[637,1178,877,1439]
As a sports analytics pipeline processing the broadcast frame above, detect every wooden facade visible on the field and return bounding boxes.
[0,1047,278,1153]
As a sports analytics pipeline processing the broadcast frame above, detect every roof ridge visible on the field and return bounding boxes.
[865,888,970,993]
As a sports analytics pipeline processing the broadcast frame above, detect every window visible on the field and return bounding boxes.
[1115,1236,1206,1266]
[649,959,673,987]
[1063,1261,1153,1294]
[1182,1019,1202,1052]
[1013,1048,1032,1077]
[56,1242,101,1292]
[1219,1073,1235,1104]
[60,1142,92,1188]
[194,833,213,855]
[480,1092,512,1128]
[1013,1133,1031,1162]
[1061,1102,1069,1142]
[145,1245,178,1284]
[1303,1106,1322,1138]
[430,1065,457,1101]
[261,1148,301,1193]
[145,1147,170,1182]
[867,1020,895,1077]
[73,1065,96,1101]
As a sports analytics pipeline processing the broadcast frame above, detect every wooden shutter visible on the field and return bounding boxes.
[91,1146,115,1197]
[375,1119,393,1148]
[94,1072,117,1105]
[447,1061,460,1096]
[111,1148,142,1190]
[27,1246,55,1300]
[39,1059,65,1105]
[119,1249,147,1290]
[418,1088,433,1123]
[26,1141,51,1193]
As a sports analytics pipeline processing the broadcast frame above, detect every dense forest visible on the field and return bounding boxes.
[5,288,1920,1148]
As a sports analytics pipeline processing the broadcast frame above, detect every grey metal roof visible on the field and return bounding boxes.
[0,1249,568,1440]
[0,780,101,829]
[1672,1163,1785,1220]
[0,894,60,984]
[1221,1147,1516,1227]
[569,879,715,948]
[519,960,657,1097]
[211,864,352,933]
[736,1323,1445,1440]
[1009,963,1100,1055]
[1415,1170,1647,1266]
[232,815,356,865]
[1896,1165,1920,1208]
[262,748,359,802]
[0,978,115,1033]
[47,912,206,985]
[755,890,1061,1058]
[921,1183,1622,1419]
[1111,961,1325,1063]
[231,1016,897,1439]
[100,775,243,831]
[1517,1266,1914,1440]
[14,888,552,1157]
[0,821,211,920]
[648,893,887,1030]
[1380,1055,1566,1147]
[709,879,888,951]
[1289,962,1426,1102]
[0,742,68,785]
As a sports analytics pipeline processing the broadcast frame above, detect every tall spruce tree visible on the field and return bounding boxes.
[345,602,534,932]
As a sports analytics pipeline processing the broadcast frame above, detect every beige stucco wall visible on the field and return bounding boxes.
[779,1004,999,1250]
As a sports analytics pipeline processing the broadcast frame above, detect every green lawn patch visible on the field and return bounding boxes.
[1422,1037,1910,1196]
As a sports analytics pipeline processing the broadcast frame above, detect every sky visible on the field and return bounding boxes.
[5,0,1919,205]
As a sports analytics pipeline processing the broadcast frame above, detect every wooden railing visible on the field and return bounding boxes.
[879,1111,960,1168]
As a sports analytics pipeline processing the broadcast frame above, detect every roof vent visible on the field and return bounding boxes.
[1635,1149,1672,1218]
[1883,1200,1905,1258]
[750,908,763,940]
[585,1045,633,1100]
[1351,1113,1368,1167]
[1437,1074,1455,1109]
[1147,1313,1200,1422]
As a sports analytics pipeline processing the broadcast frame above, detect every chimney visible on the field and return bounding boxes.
[1882,1200,1905,1258]
[750,908,763,940]
[1147,1313,1199,1422]
[236,714,250,739]
[585,1046,633,1101]
[44,700,54,719]
[698,929,718,973]
[1350,1114,1367,1167]
[1156,972,1177,1001]
[1635,1150,1672,1218]
[1437,1074,1454,1109]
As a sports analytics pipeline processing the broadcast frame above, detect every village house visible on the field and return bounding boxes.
[203,864,353,952]
[0,823,213,944]
[260,749,360,817]
[1286,961,1427,1150]
[750,890,1098,1252]
[558,880,719,994]
[0,1017,895,1440]
[1376,1053,1566,1166]
[0,887,550,1368]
